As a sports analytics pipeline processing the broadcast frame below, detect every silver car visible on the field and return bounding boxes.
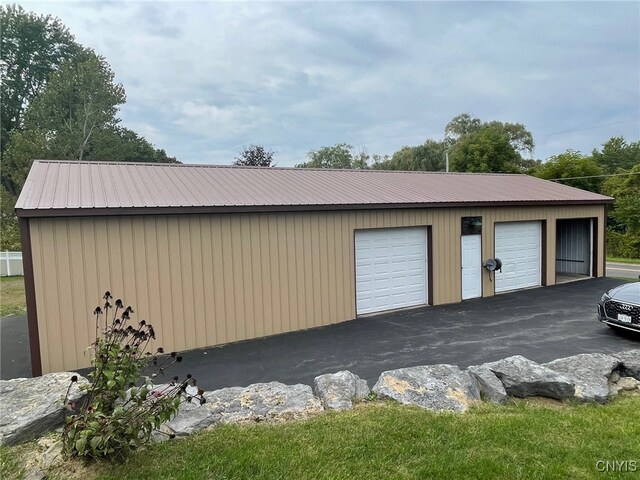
[597,280,640,333]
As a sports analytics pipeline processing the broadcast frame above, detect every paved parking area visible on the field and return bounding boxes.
[2,277,638,387]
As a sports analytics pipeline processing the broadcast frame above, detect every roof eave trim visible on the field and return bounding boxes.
[15,199,613,218]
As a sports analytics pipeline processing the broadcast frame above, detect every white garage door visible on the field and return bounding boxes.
[355,227,427,315]
[495,221,542,293]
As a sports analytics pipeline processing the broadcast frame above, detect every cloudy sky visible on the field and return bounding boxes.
[23,0,640,166]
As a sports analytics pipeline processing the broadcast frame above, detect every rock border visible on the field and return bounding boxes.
[1,349,638,447]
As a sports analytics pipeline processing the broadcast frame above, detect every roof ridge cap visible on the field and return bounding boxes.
[31,160,524,176]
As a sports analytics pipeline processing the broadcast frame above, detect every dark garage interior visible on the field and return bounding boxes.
[555,218,595,283]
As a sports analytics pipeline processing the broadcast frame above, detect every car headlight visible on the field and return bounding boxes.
[600,293,611,302]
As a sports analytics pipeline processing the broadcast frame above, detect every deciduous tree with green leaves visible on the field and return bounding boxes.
[373,140,446,171]
[445,113,535,156]
[449,126,521,173]
[24,49,126,161]
[444,113,535,173]
[0,186,21,251]
[297,143,369,169]
[592,136,640,174]
[533,150,604,193]
[89,126,178,163]
[0,4,79,153]
[603,163,640,232]
[602,163,640,258]
[234,144,275,167]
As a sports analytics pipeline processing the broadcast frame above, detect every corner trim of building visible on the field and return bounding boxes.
[427,226,433,306]
[19,218,42,376]
[592,217,599,278]
[541,220,547,286]
[603,206,608,277]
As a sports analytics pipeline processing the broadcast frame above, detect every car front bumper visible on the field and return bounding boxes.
[597,300,640,333]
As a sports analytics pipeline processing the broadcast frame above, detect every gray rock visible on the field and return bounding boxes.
[24,468,46,480]
[157,401,216,438]
[609,376,640,396]
[615,349,640,379]
[37,436,64,470]
[0,372,88,445]
[467,366,508,404]
[483,355,575,400]
[543,353,620,403]
[609,370,621,384]
[313,371,370,410]
[372,364,481,412]
[161,382,323,437]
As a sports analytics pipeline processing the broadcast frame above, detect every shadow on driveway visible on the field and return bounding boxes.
[2,278,638,388]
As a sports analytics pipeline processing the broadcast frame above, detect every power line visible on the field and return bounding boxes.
[537,118,639,138]
[548,171,640,181]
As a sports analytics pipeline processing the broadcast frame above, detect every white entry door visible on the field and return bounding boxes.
[495,221,542,293]
[461,234,482,300]
[355,227,427,315]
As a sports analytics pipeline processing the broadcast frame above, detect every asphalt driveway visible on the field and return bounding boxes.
[2,277,638,387]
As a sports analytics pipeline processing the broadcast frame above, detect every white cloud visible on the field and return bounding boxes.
[174,101,264,140]
[19,1,640,165]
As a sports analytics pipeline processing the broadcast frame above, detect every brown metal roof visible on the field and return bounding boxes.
[15,160,613,217]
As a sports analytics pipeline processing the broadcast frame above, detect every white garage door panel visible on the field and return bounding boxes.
[355,228,427,314]
[495,222,541,293]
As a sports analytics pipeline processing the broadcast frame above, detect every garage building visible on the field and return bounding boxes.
[16,161,612,375]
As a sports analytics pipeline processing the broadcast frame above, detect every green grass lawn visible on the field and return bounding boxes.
[0,276,26,317]
[2,394,629,480]
[607,257,640,265]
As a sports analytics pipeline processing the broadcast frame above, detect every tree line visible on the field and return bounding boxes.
[237,118,639,258]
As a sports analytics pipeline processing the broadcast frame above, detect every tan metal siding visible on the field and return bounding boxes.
[30,204,605,373]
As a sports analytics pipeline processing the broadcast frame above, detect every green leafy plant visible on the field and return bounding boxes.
[62,291,204,460]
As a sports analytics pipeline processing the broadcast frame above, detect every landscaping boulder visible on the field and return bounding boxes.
[466,366,508,404]
[609,376,640,396]
[615,349,640,379]
[313,370,370,410]
[372,364,481,412]
[482,355,575,400]
[156,400,216,439]
[160,382,323,437]
[543,353,620,403]
[0,372,88,445]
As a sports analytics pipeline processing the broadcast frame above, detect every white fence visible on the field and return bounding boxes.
[1,251,23,276]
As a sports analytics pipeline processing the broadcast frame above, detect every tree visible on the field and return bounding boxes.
[233,144,275,167]
[393,146,416,169]
[0,4,79,151]
[533,150,604,193]
[1,128,48,196]
[296,143,369,169]
[602,163,640,257]
[592,136,640,174]
[412,140,446,171]
[88,126,178,163]
[0,186,21,250]
[372,140,445,171]
[602,163,640,233]
[444,113,483,145]
[449,126,521,173]
[24,49,126,161]
[1,50,126,195]
[445,113,534,156]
